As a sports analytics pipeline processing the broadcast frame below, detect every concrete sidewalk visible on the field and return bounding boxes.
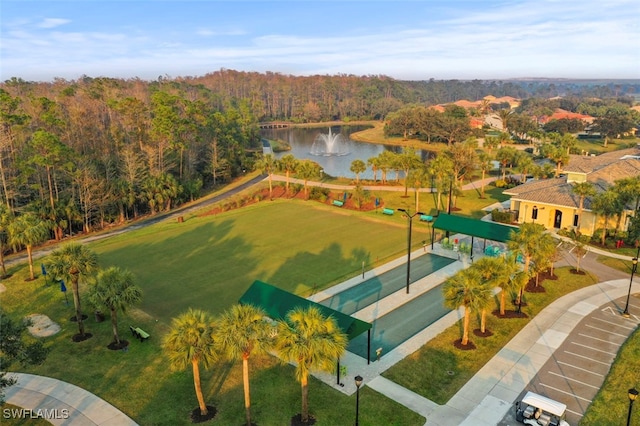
[4,373,138,426]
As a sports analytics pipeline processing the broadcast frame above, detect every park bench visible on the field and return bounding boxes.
[332,200,344,207]
[382,208,394,215]
[130,325,150,342]
[419,215,433,222]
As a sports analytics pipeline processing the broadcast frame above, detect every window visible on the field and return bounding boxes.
[532,206,538,220]
[573,214,579,227]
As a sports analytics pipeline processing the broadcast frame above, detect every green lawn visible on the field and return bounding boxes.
[89,199,410,320]
[3,198,428,426]
[382,267,599,404]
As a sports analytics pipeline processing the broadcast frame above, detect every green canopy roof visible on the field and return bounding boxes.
[433,214,518,243]
[238,280,372,341]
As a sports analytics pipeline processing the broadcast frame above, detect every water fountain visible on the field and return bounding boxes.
[310,128,349,156]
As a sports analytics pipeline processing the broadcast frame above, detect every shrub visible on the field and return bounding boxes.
[494,179,507,188]
[309,187,329,201]
[491,209,515,224]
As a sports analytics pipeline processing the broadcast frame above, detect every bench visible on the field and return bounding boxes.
[419,215,433,222]
[332,200,344,207]
[382,208,394,215]
[130,325,150,342]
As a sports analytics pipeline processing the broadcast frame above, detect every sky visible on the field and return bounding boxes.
[1,0,639,83]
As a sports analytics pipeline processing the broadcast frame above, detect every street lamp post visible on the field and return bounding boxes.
[627,388,638,426]
[354,375,363,426]
[622,256,638,318]
[397,209,424,294]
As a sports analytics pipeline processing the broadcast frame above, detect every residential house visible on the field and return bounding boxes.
[503,146,640,236]
[538,108,595,125]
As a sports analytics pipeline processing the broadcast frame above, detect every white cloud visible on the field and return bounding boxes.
[37,18,71,29]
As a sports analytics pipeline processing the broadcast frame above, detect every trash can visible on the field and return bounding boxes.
[95,310,105,322]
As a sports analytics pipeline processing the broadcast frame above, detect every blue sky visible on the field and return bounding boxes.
[1,0,639,82]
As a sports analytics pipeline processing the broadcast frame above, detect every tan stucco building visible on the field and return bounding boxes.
[503,146,640,236]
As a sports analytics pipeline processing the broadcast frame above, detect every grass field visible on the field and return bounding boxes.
[2,197,428,426]
[89,199,410,320]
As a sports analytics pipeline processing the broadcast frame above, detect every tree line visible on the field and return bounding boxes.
[1,73,637,250]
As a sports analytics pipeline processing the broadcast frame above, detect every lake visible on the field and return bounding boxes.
[260,125,434,179]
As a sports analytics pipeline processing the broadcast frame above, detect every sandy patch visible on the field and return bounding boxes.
[25,314,61,337]
[0,283,5,293]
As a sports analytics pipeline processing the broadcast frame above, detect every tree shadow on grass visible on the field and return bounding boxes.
[267,243,371,297]
[96,219,260,319]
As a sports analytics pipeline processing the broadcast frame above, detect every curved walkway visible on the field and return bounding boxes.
[4,373,137,425]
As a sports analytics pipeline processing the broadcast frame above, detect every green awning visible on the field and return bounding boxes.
[433,214,518,243]
[238,280,372,341]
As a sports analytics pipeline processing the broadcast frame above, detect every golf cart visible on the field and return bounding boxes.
[515,391,570,426]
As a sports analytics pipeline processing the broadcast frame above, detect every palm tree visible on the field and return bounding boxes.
[591,189,623,246]
[442,268,488,346]
[0,204,14,277]
[494,255,524,316]
[497,109,513,133]
[530,233,558,287]
[396,148,421,196]
[472,257,502,327]
[367,156,380,183]
[254,154,277,198]
[47,243,98,338]
[278,154,299,193]
[406,166,429,213]
[349,159,367,185]
[276,306,347,423]
[477,152,493,198]
[295,160,320,197]
[217,304,274,426]
[571,182,596,231]
[163,308,217,417]
[8,213,50,280]
[507,223,548,306]
[428,154,454,213]
[86,267,142,346]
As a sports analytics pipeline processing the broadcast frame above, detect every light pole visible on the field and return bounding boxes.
[622,255,638,318]
[627,388,638,426]
[397,209,424,294]
[354,375,363,426]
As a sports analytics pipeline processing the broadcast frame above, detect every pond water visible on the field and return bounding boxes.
[260,125,433,179]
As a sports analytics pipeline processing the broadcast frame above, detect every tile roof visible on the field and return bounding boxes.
[563,146,640,173]
[504,179,583,209]
[506,146,640,210]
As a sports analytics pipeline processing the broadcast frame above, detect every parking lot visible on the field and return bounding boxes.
[499,294,639,425]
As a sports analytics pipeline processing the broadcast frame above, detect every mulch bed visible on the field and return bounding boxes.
[107,340,129,351]
[190,406,217,423]
[453,339,476,350]
[525,281,546,293]
[473,328,494,338]
[72,333,93,342]
[290,414,316,425]
[492,310,528,319]
[570,269,587,275]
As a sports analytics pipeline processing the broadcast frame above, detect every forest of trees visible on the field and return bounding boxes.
[0,70,638,240]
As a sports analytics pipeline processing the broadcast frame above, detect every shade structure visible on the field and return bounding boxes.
[432,213,518,243]
[239,280,372,342]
